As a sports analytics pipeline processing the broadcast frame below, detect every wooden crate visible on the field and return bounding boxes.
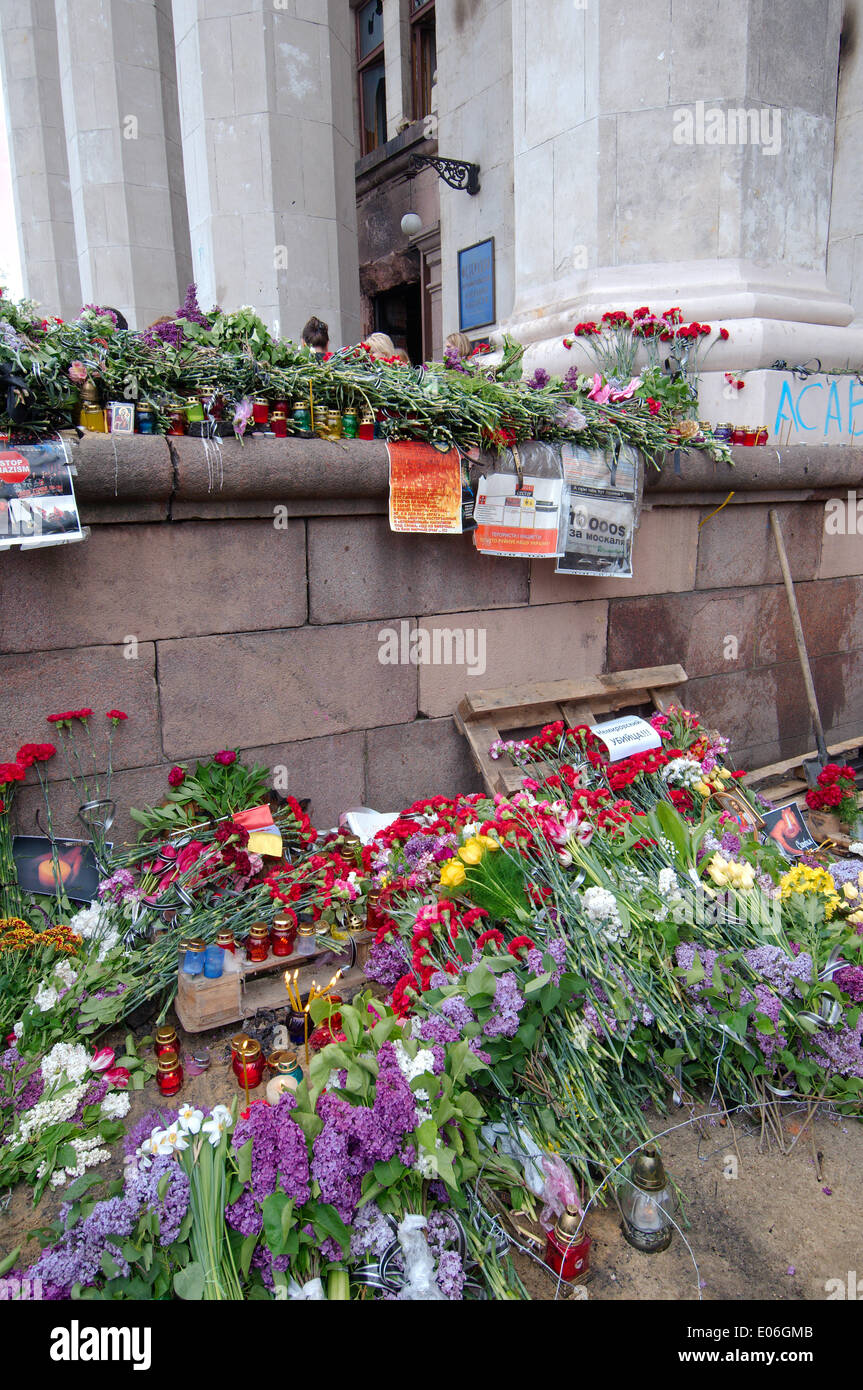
[454,664,688,795]
[175,934,371,1033]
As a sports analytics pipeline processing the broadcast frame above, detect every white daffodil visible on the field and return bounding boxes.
[202,1112,230,1147]
[177,1104,204,1134]
[209,1103,233,1127]
[155,1124,189,1155]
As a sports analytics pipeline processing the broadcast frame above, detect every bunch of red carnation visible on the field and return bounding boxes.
[805,763,859,826]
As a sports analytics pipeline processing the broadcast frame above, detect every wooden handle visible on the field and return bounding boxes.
[769,509,828,760]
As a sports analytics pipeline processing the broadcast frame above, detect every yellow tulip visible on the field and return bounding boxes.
[693,781,710,796]
[477,835,499,851]
[440,859,466,887]
[457,840,483,865]
[849,910,863,925]
[843,882,859,901]
[719,767,733,780]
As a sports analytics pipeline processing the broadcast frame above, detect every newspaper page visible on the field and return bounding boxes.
[473,440,564,559]
[555,441,642,577]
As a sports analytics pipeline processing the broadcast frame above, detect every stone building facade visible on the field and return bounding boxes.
[3,0,863,371]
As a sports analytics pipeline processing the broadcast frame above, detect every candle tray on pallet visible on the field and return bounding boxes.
[175,931,371,1032]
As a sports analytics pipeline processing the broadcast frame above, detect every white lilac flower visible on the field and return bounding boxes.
[661,757,703,788]
[15,1081,90,1143]
[100,1091,131,1121]
[581,885,621,927]
[176,1104,204,1134]
[571,1019,591,1051]
[61,1135,112,1179]
[41,1041,90,1086]
[53,958,78,990]
[33,983,59,1012]
[658,867,683,901]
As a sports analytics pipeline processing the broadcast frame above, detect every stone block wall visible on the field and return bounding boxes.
[1,436,861,845]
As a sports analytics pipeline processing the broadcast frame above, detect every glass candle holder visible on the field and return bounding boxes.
[235,1039,265,1089]
[544,1207,591,1282]
[271,410,288,438]
[271,919,297,957]
[252,398,269,425]
[156,1050,183,1097]
[154,1025,179,1057]
[182,950,205,976]
[216,929,236,955]
[295,923,317,956]
[203,945,224,978]
[246,923,271,963]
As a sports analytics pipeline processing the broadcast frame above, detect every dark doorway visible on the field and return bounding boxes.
[373,283,422,364]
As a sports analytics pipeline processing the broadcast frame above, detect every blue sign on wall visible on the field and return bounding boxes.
[458,238,495,332]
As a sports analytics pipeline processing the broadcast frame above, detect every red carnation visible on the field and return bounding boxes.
[73,708,93,720]
[719,327,729,340]
[0,762,26,785]
[16,743,56,766]
[106,709,128,723]
[214,750,237,766]
[167,766,185,788]
[507,935,536,958]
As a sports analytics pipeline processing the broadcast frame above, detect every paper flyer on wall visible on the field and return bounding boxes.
[473,440,564,558]
[555,442,642,577]
[388,440,463,534]
[0,438,84,551]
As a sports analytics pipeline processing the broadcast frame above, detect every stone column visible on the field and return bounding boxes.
[54,0,192,329]
[503,0,863,377]
[0,0,81,317]
[827,0,863,323]
[383,0,412,140]
[173,0,361,346]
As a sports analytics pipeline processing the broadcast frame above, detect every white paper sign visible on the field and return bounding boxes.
[589,714,661,763]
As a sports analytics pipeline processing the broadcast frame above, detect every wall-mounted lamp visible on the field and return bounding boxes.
[408,153,480,195]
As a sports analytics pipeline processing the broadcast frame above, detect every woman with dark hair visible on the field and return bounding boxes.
[301,316,329,353]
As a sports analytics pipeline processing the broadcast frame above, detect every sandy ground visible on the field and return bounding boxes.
[2,1010,860,1302]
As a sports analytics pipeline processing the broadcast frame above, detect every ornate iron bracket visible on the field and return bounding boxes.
[409,153,480,195]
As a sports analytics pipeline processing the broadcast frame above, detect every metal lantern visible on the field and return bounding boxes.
[619,1145,673,1253]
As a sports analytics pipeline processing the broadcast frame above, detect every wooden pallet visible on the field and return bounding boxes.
[175,934,371,1033]
[741,734,863,805]
[454,664,688,795]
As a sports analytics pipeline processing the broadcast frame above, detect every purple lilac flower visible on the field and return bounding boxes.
[483,971,524,1039]
[752,983,786,1062]
[231,1093,310,1206]
[824,858,863,887]
[364,937,411,989]
[720,831,742,857]
[416,1013,460,1045]
[468,1039,491,1064]
[226,1188,261,1237]
[26,1157,189,1295]
[808,1013,863,1077]
[0,1045,44,1115]
[311,1043,418,1224]
[527,367,550,390]
[526,937,567,986]
[744,945,812,997]
[563,366,581,390]
[834,965,863,1002]
[439,996,476,1030]
[350,1202,395,1261]
[436,1248,466,1299]
[443,345,470,373]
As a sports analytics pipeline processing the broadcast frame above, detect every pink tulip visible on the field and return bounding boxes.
[90,1046,116,1072]
[105,1066,131,1088]
[587,373,612,404]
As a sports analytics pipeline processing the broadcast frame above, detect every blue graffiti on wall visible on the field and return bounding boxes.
[774,377,863,438]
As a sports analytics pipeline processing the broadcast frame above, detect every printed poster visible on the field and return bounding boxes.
[760,803,819,860]
[388,441,462,534]
[555,442,641,577]
[0,438,84,550]
[473,441,564,558]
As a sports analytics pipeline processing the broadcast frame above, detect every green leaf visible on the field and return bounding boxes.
[236,1137,253,1186]
[373,1157,404,1187]
[173,1262,206,1300]
[524,971,551,995]
[312,1203,351,1258]
[0,1246,21,1278]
